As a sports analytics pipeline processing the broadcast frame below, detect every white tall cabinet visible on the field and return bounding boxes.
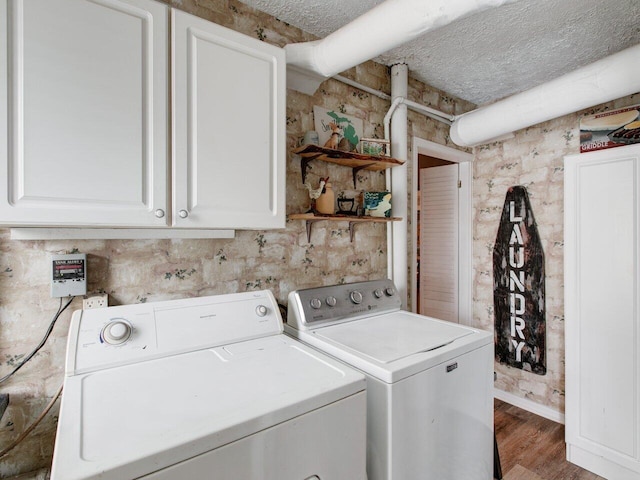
[0,0,284,230]
[564,143,640,480]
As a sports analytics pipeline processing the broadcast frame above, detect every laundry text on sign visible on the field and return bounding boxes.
[493,186,546,375]
[508,201,526,361]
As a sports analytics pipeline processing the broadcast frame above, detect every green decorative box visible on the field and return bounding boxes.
[359,138,390,156]
[363,191,392,217]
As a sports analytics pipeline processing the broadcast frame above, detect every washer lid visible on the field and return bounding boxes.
[314,312,473,363]
[52,334,365,480]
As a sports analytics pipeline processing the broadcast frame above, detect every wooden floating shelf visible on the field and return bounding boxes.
[293,144,405,187]
[288,213,401,243]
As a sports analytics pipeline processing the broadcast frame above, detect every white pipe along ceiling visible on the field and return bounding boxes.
[450,43,640,147]
[285,0,519,92]
[285,0,640,147]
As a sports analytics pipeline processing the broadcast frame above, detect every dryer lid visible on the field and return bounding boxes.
[314,312,473,363]
[52,334,364,480]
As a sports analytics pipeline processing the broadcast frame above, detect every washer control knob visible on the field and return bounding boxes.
[350,291,363,304]
[255,305,268,317]
[385,287,395,296]
[373,289,383,298]
[101,320,132,345]
[326,296,337,307]
[310,298,322,309]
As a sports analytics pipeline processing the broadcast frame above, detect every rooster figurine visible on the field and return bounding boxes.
[303,177,328,212]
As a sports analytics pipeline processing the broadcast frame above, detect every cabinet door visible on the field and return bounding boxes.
[172,9,285,229]
[0,0,168,227]
[565,144,640,478]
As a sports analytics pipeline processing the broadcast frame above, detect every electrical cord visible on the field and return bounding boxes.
[0,296,74,384]
[0,297,74,457]
[0,383,63,458]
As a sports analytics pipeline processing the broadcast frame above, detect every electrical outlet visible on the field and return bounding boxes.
[83,294,108,310]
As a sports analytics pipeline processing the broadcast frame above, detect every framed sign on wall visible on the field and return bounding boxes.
[493,186,546,375]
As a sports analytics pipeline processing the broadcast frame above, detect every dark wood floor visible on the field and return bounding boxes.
[495,399,605,480]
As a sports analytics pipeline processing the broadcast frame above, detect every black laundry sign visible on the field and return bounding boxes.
[493,186,546,375]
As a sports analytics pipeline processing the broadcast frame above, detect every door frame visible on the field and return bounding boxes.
[411,137,473,325]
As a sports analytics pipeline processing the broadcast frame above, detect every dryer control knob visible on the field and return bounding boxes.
[101,320,132,345]
[373,289,383,298]
[385,287,395,296]
[255,305,268,317]
[350,291,363,304]
[326,296,337,307]
[310,298,322,309]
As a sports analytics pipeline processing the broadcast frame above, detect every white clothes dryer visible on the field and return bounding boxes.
[52,290,367,480]
[285,279,494,480]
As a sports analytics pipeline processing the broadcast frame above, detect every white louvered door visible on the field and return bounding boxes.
[419,164,459,322]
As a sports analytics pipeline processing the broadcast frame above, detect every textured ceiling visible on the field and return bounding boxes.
[239,0,640,105]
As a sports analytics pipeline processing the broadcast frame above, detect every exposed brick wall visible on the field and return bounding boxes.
[473,93,640,413]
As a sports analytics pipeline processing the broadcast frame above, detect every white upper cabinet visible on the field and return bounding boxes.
[171,10,285,229]
[0,0,285,231]
[0,0,169,227]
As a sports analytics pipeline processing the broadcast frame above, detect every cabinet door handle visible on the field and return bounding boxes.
[178,209,189,219]
[154,209,165,218]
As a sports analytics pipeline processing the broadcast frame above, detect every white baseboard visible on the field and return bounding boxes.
[567,443,640,479]
[494,388,565,424]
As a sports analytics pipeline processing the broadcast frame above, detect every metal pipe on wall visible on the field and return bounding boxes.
[334,75,454,125]
[384,97,405,143]
[388,64,409,309]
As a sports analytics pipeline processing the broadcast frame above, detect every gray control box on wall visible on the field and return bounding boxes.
[51,254,87,298]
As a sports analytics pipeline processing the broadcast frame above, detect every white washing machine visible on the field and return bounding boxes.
[52,290,367,480]
[285,279,494,480]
